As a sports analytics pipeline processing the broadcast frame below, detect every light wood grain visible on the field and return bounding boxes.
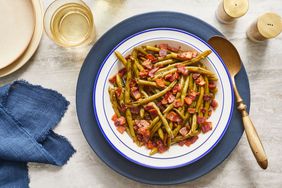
[1,0,282,187]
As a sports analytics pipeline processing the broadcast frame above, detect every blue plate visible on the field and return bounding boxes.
[76,12,250,185]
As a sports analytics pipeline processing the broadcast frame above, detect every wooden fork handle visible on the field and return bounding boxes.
[238,102,268,169]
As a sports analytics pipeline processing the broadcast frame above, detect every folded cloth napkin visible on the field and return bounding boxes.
[0,80,75,188]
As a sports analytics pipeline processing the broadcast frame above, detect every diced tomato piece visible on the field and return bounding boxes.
[173,99,183,108]
[187,108,196,114]
[155,78,166,88]
[116,126,126,134]
[177,51,193,60]
[114,116,126,127]
[184,97,193,105]
[148,67,159,77]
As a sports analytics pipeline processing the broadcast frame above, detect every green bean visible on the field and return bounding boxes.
[136,47,148,55]
[169,121,173,129]
[155,62,182,74]
[115,51,127,66]
[196,86,204,113]
[149,147,158,156]
[145,45,160,52]
[172,134,193,144]
[187,67,216,76]
[131,80,177,106]
[172,124,182,137]
[167,136,171,147]
[108,88,121,117]
[188,74,193,90]
[124,61,132,104]
[182,50,212,66]
[204,77,211,118]
[154,59,175,67]
[150,121,162,138]
[173,108,185,119]
[137,79,158,87]
[152,68,177,80]
[157,54,174,61]
[191,114,198,134]
[132,63,139,78]
[125,109,136,141]
[158,128,164,140]
[140,108,145,118]
[181,75,189,104]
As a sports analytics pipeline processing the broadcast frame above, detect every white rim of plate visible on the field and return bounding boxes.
[93,28,234,169]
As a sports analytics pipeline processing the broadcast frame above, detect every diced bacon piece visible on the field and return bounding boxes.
[185,136,198,146]
[203,94,212,102]
[192,51,198,58]
[192,73,201,80]
[116,126,126,134]
[211,99,218,110]
[146,54,157,62]
[146,140,155,149]
[111,114,118,122]
[179,127,188,136]
[167,93,175,104]
[208,81,217,90]
[159,49,167,57]
[149,109,158,118]
[119,104,127,113]
[196,77,206,86]
[118,68,127,77]
[155,78,166,88]
[187,108,196,114]
[131,88,141,100]
[172,84,181,94]
[166,112,182,122]
[201,122,212,133]
[142,59,153,69]
[177,51,193,60]
[184,97,193,105]
[165,72,179,82]
[173,99,183,108]
[201,108,206,114]
[208,109,212,117]
[197,116,206,124]
[129,79,137,87]
[114,116,126,127]
[115,87,122,98]
[139,69,149,78]
[159,44,168,50]
[156,140,167,153]
[188,90,199,100]
[109,75,117,84]
[177,65,189,75]
[156,101,166,112]
[167,45,180,52]
[178,140,186,146]
[130,106,140,115]
[135,120,150,128]
[148,67,159,77]
[144,103,154,111]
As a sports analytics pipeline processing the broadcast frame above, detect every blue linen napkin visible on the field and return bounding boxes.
[0,80,75,188]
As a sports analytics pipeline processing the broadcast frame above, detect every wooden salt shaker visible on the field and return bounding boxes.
[216,0,249,24]
[247,13,282,42]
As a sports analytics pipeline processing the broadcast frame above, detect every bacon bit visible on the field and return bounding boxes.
[144,103,158,117]
[148,67,159,78]
[188,108,196,114]
[118,68,127,77]
[119,104,127,113]
[178,140,186,146]
[146,54,157,62]
[156,140,168,153]
[159,49,167,57]
[174,99,183,108]
[185,136,198,146]
[111,114,118,122]
[201,122,212,133]
[192,51,198,58]
[135,120,150,128]
[166,111,182,122]
[115,87,122,98]
[177,65,189,75]
[139,69,149,78]
[172,84,181,94]
[184,97,193,105]
[208,81,217,90]
[109,75,117,84]
[159,44,168,50]
[144,103,154,111]
[197,116,206,124]
[177,51,193,60]
[146,140,155,149]
[114,116,126,127]
[149,109,158,118]
[130,106,140,115]
[167,94,175,104]
[192,73,200,80]
[116,126,126,134]
[196,78,206,86]
[156,101,166,112]
[155,78,166,88]
[165,72,179,82]
[188,90,199,100]
[211,99,218,110]
[208,109,212,117]
[131,88,141,100]
[203,94,212,102]
[179,127,188,136]
[167,45,180,52]
[201,108,206,114]
[142,59,153,69]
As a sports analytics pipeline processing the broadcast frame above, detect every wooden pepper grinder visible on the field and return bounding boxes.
[216,0,249,24]
[247,13,282,42]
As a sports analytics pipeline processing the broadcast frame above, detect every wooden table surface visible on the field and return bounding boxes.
[1,0,282,187]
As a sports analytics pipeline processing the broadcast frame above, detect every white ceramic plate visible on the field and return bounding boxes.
[94,28,233,169]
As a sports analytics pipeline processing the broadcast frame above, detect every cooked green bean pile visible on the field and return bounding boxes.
[109,44,218,155]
